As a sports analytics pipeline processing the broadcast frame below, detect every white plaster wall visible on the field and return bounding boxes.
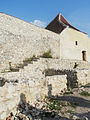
[60,27,90,62]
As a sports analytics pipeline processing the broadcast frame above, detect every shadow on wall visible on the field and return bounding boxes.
[0,77,6,87]
[45,69,78,89]
[48,84,52,98]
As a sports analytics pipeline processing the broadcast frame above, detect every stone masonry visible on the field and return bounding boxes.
[0,13,60,71]
[0,58,90,119]
[0,12,90,120]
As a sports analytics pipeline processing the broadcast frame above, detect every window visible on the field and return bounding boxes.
[75,41,78,45]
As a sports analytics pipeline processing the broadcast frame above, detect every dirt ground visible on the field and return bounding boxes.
[6,85,90,120]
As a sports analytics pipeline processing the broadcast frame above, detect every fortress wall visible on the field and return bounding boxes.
[0,58,90,119]
[0,58,90,88]
[76,69,90,86]
[0,13,60,71]
[0,75,67,120]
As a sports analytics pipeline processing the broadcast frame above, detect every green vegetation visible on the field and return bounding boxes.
[48,102,61,110]
[45,96,78,111]
[45,95,48,99]
[70,102,77,108]
[47,98,66,111]
[66,110,74,113]
[64,91,73,95]
[80,91,90,96]
[23,55,36,62]
[41,50,52,58]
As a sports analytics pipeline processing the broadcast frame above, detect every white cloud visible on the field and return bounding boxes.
[31,20,46,28]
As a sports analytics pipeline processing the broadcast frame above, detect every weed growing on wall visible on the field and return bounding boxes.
[41,50,52,58]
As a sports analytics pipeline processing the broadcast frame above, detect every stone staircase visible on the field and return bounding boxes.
[10,56,40,72]
[4,57,90,73]
[0,58,90,89]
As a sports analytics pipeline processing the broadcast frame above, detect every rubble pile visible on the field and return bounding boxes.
[6,86,90,120]
[6,99,61,120]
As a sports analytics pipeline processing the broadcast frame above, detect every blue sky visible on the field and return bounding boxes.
[0,0,90,37]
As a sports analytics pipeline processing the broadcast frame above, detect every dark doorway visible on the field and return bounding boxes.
[82,51,86,61]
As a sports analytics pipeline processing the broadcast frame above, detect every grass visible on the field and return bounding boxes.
[48,102,61,110]
[69,102,77,108]
[64,91,73,95]
[45,96,78,111]
[41,50,52,58]
[47,98,66,111]
[80,91,90,96]
[23,55,36,62]
[66,110,74,113]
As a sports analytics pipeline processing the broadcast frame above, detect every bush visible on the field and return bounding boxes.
[80,91,90,96]
[42,50,52,58]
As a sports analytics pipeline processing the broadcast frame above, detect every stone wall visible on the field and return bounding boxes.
[0,58,90,87]
[0,74,67,120]
[46,75,67,97]
[0,58,90,119]
[0,13,60,71]
[76,69,90,86]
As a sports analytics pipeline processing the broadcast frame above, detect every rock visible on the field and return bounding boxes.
[82,116,88,120]
[72,115,79,120]
[13,116,19,120]
[54,115,60,119]
[25,117,30,120]
[0,77,5,87]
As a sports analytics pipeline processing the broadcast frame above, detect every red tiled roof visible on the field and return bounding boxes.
[46,13,87,34]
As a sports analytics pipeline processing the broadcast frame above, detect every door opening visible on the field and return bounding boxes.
[82,51,86,61]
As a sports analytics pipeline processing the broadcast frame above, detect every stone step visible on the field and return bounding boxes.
[10,68,19,72]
